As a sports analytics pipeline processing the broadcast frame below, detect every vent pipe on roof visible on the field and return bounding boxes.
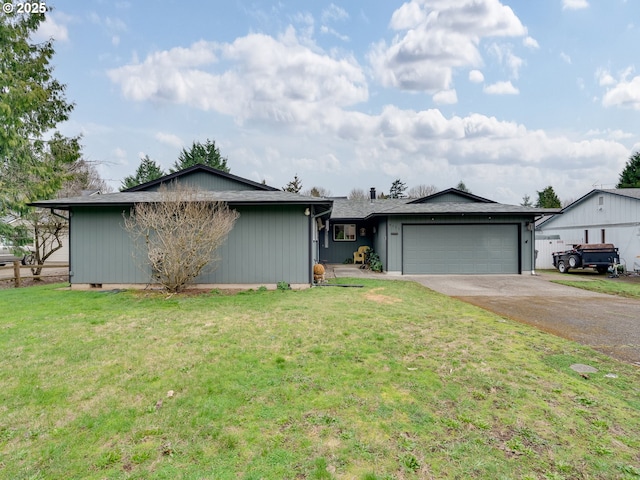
[370,187,376,202]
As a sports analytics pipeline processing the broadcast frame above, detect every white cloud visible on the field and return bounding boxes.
[104,11,632,204]
[601,74,640,110]
[433,89,458,105]
[560,52,572,64]
[562,0,589,10]
[321,3,349,23]
[88,12,128,47]
[108,29,368,126]
[597,68,616,86]
[487,43,524,78]
[523,36,539,49]
[586,128,634,140]
[113,147,128,165]
[368,0,528,92]
[483,81,519,95]
[318,105,629,204]
[34,13,70,42]
[320,25,349,42]
[155,132,184,149]
[469,70,485,83]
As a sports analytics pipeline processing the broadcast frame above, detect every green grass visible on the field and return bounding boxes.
[550,277,640,299]
[1,279,640,479]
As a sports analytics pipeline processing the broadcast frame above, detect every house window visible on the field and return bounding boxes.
[598,196,604,206]
[334,224,356,241]
[584,230,589,243]
[601,229,606,243]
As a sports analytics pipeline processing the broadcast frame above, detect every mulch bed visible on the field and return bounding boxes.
[0,275,70,290]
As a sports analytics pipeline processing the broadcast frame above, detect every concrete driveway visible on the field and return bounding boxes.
[332,266,640,366]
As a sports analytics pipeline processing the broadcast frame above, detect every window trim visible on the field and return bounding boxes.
[333,223,356,242]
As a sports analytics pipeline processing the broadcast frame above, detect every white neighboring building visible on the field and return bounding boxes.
[537,189,640,272]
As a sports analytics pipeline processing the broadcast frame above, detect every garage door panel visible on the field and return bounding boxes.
[403,224,519,274]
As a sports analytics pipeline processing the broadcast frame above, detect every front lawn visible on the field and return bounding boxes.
[1,280,639,479]
[551,277,640,299]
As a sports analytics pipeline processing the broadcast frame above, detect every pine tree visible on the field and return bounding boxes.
[121,156,165,190]
[456,181,471,193]
[171,139,229,173]
[616,152,640,188]
[535,186,561,208]
[389,179,407,199]
[283,174,303,193]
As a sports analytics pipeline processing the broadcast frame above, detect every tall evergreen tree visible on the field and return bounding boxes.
[283,174,303,193]
[535,186,561,208]
[121,155,166,190]
[0,9,78,246]
[521,194,533,207]
[389,179,407,199]
[170,139,229,173]
[0,9,76,215]
[456,181,471,193]
[616,152,640,188]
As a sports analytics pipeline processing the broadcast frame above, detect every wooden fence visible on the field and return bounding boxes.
[0,261,69,288]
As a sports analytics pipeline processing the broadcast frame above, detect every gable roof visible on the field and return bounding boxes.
[330,197,559,220]
[599,188,640,200]
[123,164,279,192]
[408,188,495,204]
[29,190,331,210]
[537,188,640,228]
[330,199,407,219]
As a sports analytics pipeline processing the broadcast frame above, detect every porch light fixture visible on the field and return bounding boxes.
[304,208,310,216]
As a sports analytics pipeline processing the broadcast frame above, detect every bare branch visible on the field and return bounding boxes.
[123,183,239,292]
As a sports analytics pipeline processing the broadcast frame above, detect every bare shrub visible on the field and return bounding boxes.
[123,183,239,292]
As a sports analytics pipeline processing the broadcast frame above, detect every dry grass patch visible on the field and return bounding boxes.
[363,287,402,305]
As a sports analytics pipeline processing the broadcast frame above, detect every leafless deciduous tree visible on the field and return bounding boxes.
[123,183,239,292]
[28,209,67,273]
[407,184,438,199]
[348,188,368,200]
[303,186,332,197]
[60,159,113,197]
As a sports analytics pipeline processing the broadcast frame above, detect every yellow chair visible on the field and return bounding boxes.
[353,246,370,264]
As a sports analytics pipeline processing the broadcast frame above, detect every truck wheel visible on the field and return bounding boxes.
[596,266,608,274]
[568,255,579,268]
[22,254,36,266]
[557,260,568,273]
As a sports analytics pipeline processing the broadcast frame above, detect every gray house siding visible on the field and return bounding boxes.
[320,221,373,264]
[203,205,310,284]
[70,207,145,284]
[384,215,534,274]
[70,205,312,286]
[144,171,257,192]
[374,219,387,270]
[538,191,640,269]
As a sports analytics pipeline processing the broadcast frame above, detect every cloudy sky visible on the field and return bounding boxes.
[39,0,639,203]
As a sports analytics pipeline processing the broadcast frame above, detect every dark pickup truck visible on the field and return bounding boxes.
[552,243,620,274]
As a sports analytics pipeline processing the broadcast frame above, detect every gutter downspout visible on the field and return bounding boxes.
[311,207,332,278]
[531,215,546,276]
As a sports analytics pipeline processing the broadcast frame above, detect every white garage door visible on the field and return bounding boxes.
[403,224,520,274]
